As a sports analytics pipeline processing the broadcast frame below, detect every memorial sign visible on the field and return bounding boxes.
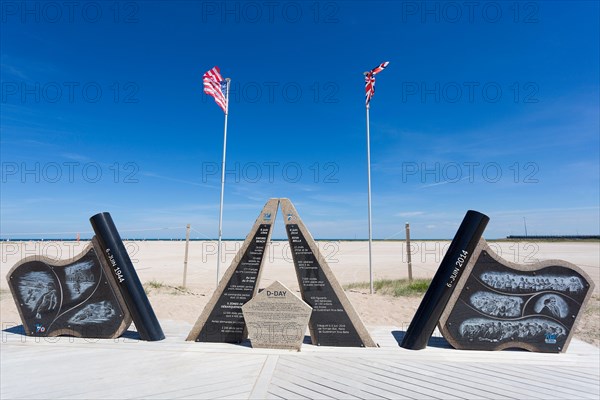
[242,281,312,351]
[439,239,595,353]
[7,212,164,341]
[400,210,594,353]
[186,199,279,343]
[280,198,377,347]
[8,240,130,338]
[189,198,375,347]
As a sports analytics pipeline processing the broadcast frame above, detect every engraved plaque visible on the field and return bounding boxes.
[439,239,595,353]
[188,198,376,347]
[7,212,164,341]
[187,199,279,342]
[280,198,377,347]
[7,241,131,338]
[242,281,312,351]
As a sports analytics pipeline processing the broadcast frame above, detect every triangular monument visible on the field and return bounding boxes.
[280,198,376,347]
[187,199,279,342]
[187,198,376,347]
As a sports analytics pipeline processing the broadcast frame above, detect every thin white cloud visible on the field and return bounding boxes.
[0,62,29,80]
[420,176,470,188]
[61,153,92,162]
[395,211,425,217]
[490,206,599,216]
[141,172,216,188]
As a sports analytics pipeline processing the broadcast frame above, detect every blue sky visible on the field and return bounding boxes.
[1,1,599,240]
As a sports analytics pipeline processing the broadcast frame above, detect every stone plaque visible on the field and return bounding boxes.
[7,212,164,341]
[439,239,595,353]
[187,199,279,343]
[7,239,131,338]
[280,198,377,347]
[242,281,312,351]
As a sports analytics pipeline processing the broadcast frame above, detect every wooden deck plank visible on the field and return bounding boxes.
[276,359,397,400]
[509,363,600,384]
[444,362,588,400]
[174,379,256,400]
[265,392,286,400]
[285,356,422,399]
[221,392,257,400]
[277,356,414,400]
[271,376,336,399]
[250,355,279,399]
[276,361,373,399]
[466,363,600,398]
[273,368,360,399]
[302,355,454,399]
[1,322,598,400]
[267,382,311,400]
[139,374,259,399]
[29,355,263,399]
[1,344,264,399]
[532,364,600,384]
[330,358,510,398]
[364,359,515,400]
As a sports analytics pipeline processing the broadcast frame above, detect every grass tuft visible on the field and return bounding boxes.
[146,280,165,289]
[345,278,431,297]
[143,281,199,296]
[143,280,165,294]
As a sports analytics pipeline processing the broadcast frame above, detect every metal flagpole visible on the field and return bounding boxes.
[216,78,231,286]
[363,62,388,295]
[366,102,374,295]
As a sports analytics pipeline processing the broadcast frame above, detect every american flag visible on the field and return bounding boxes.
[365,61,389,105]
[203,66,228,113]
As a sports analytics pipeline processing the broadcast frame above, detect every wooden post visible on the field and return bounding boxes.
[183,224,191,288]
[405,222,413,283]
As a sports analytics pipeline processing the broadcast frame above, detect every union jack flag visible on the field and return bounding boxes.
[365,61,389,105]
[203,66,228,113]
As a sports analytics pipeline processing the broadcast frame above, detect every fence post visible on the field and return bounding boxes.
[183,224,191,288]
[405,222,413,283]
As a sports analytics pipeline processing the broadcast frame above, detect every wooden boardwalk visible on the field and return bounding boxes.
[2,321,598,399]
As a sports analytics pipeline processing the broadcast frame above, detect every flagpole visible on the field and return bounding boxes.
[363,62,388,295]
[216,78,231,286]
[366,102,374,295]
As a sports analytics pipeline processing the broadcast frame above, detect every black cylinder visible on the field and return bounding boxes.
[400,210,489,350]
[90,212,165,341]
